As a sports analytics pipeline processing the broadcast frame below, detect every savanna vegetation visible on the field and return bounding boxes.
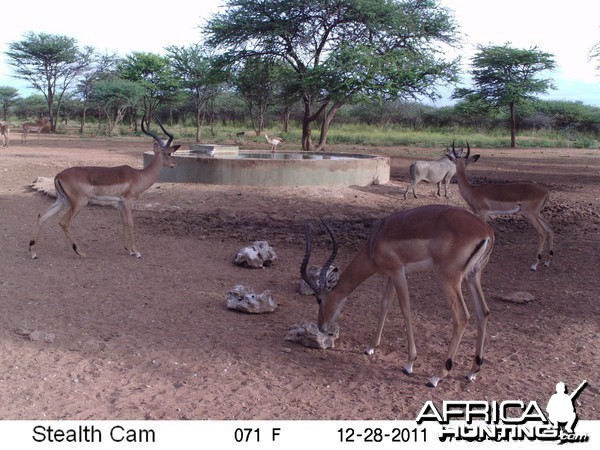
[0,0,598,149]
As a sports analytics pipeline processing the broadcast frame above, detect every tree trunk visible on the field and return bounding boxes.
[509,101,517,148]
[301,95,329,151]
[315,102,342,151]
[282,106,290,133]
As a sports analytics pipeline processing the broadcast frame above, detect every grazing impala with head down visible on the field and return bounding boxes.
[29,116,180,259]
[301,206,494,387]
[448,142,554,271]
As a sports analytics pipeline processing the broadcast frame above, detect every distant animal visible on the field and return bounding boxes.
[448,142,554,271]
[403,149,456,199]
[265,134,283,152]
[0,122,9,148]
[21,117,50,143]
[28,116,180,259]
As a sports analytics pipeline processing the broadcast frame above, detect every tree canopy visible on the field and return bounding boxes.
[5,32,94,130]
[204,0,460,150]
[454,43,556,147]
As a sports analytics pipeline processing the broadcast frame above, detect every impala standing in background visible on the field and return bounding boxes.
[301,206,494,387]
[448,143,554,271]
[21,117,50,143]
[29,116,180,259]
[0,122,9,148]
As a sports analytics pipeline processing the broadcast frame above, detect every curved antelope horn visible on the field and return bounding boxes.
[154,114,173,147]
[452,140,458,158]
[465,141,470,159]
[319,219,338,291]
[300,223,321,295]
[141,115,164,145]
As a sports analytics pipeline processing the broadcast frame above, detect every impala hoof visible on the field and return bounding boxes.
[365,347,375,355]
[427,376,441,388]
[466,373,477,382]
[402,362,414,376]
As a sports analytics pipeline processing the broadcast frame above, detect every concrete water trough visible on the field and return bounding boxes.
[144,144,390,186]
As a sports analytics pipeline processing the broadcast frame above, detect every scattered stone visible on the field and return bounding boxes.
[284,321,340,349]
[494,291,535,304]
[233,241,278,268]
[298,265,339,295]
[16,326,55,343]
[226,285,278,313]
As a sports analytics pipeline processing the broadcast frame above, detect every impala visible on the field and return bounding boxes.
[1,122,9,148]
[29,116,180,259]
[21,117,50,143]
[448,143,554,271]
[301,206,494,387]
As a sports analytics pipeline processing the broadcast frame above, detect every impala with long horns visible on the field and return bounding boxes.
[29,116,180,259]
[448,143,554,271]
[301,206,494,387]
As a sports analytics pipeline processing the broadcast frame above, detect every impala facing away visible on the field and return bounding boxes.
[0,122,9,148]
[301,206,494,387]
[29,116,180,259]
[21,117,50,143]
[448,143,554,271]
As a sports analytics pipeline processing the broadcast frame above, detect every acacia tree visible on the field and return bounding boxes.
[204,0,459,150]
[90,78,144,135]
[166,44,221,142]
[0,86,21,121]
[75,52,120,133]
[118,52,180,131]
[454,43,556,148]
[233,57,287,136]
[5,32,95,131]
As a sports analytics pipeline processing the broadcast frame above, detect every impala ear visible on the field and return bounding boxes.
[153,142,161,154]
[468,154,481,164]
[171,145,181,152]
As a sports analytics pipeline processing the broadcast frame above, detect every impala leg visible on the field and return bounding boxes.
[29,199,66,259]
[428,275,470,388]
[464,270,490,382]
[116,200,133,255]
[365,278,395,355]
[522,212,550,271]
[539,215,554,267]
[122,199,141,258]
[436,181,442,197]
[58,198,89,257]
[391,271,417,376]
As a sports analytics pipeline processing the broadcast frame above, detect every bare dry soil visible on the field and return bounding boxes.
[0,135,598,420]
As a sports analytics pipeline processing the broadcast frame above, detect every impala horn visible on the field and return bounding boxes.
[153,114,174,147]
[300,223,321,295]
[141,115,164,146]
[300,220,338,298]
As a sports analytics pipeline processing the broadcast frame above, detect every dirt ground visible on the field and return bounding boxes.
[0,133,598,420]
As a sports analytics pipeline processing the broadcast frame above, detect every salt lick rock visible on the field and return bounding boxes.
[284,321,340,349]
[233,241,278,268]
[226,285,278,314]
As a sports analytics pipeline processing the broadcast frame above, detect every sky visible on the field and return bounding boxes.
[0,0,598,106]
